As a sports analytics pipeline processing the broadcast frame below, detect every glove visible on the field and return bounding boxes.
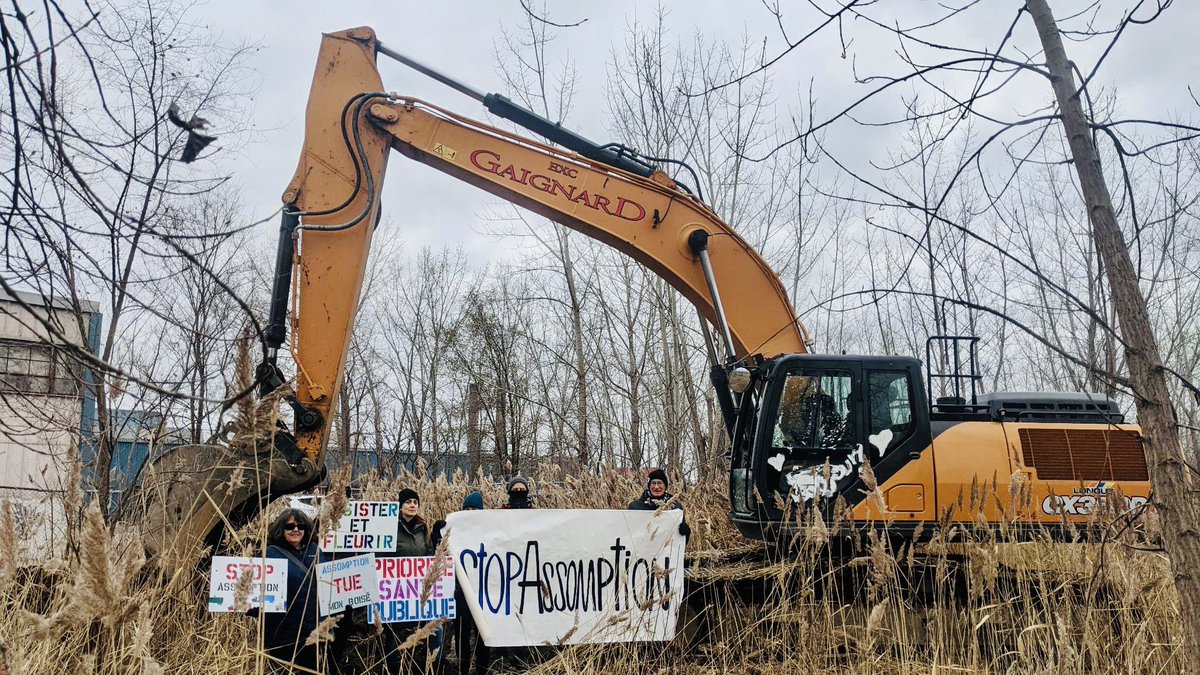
[432,519,448,546]
[678,521,691,538]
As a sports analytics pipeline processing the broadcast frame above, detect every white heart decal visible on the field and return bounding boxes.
[869,429,894,455]
[767,453,786,472]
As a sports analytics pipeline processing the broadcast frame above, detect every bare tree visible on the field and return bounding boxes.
[370,245,470,472]
[0,0,256,517]
[604,9,801,474]
[1026,0,1200,659]
[458,274,541,473]
[721,0,1200,660]
[492,2,594,467]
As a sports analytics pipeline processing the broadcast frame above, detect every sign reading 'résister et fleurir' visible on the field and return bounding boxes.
[320,501,401,552]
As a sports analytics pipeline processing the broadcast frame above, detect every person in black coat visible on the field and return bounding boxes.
[262,508,321,672]
[502,476,534,509]
[628,469,691,538]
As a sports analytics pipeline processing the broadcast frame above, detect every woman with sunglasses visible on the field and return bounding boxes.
[263,508,321,672]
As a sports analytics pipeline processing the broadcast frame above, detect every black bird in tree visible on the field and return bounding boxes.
[166,102,216,163]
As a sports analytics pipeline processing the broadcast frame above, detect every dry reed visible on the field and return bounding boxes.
[0,465,1183,673]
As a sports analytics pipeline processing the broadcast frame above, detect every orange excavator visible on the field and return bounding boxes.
[137,27,1151,560]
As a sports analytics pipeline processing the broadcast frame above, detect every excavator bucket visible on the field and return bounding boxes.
[133,442,319,565]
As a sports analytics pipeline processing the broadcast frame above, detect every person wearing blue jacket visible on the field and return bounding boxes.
[263,508,321,672]
[455,490,491,674]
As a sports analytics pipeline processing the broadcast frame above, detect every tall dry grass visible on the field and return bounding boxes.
[0,464,1182,674]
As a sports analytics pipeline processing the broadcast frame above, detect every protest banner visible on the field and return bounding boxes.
[316,552,380,615]
[445,509,685,646]
[208,556,287,613]
[320,501,401,552]
[366,556,457,624]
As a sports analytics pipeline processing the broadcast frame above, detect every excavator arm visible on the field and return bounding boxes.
[135,27,809,561]
[278,26,810,467]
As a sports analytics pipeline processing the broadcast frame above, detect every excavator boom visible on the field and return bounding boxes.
[278,28,808,467]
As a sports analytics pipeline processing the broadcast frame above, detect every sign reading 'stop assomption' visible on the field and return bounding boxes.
[208,556,287,613]
[320,501,401,552]
[446,509,685,647]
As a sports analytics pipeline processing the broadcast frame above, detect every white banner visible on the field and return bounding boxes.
[320,501,401,552]
[366,556,457,624]
[316,553,381,615]
[445,509,685,646]
[208,556,287,613]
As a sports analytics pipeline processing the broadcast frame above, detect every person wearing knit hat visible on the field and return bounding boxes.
[503,476,534,509]
[378,486,438,673]
[629,468,691,537]
[455,489,490,673]
[385,487,431,557]
[397,487,419,508]
[462,490,485,510]
[629,469,675,510]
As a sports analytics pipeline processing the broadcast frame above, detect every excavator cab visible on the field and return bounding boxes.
[729,354,930,541]
[727,333,1149,544]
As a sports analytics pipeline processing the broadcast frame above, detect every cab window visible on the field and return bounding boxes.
[866,370,914,457]
[772,370,855,462]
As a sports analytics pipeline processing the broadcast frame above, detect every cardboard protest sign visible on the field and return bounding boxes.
[316,553,381,615]
[320,501,401,552]
[208,556,287,613]
[445,509,685,646]
[366,556,457,624]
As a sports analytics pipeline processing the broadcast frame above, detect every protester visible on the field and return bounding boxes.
[455,490,492,675]
[494,480,541,670]
[262,508,321,672]
[502,476,534,509]
[393,488,434,556]
[382,488,437,675]
[628,469,691,537]
[461,489,485,511]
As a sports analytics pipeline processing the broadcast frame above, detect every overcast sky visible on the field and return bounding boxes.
[184,1,1200,264]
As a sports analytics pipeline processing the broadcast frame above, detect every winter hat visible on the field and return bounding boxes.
[506,476,531,493]
[462,490,485,510]
[397,488,420,505]
[646,469,669,489]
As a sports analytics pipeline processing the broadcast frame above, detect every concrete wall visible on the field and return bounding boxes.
[0,289,100,557]
[0,290,95,345]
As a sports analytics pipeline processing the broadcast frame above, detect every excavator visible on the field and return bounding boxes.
[136,27,1151,562]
